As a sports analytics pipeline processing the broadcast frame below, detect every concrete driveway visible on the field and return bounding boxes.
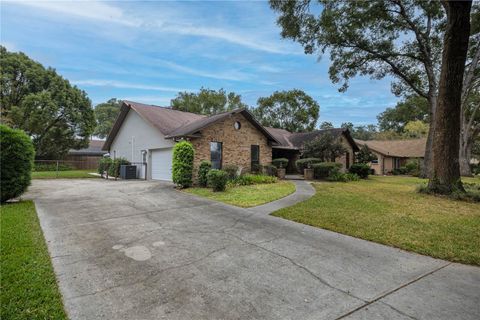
[28,179,479,320]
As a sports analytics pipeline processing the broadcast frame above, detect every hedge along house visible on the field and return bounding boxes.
[103,100,358,180]
[354,138,426,175]
[103,101,278,181]
[266,127,359,173]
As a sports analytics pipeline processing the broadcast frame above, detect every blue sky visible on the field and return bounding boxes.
[1,0,399,126]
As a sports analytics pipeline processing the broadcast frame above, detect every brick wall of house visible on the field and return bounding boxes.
[190,113,272,179]
[335,133,356,172]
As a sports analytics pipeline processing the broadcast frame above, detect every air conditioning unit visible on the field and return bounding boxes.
[120,165,137,179]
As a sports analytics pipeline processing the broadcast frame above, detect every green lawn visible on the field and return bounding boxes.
[185,181,296,208]
[32,169,98,179]
[272,176,480,265]
[0,201,67,319]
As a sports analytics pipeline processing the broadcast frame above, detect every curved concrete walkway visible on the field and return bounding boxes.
[249,180,315,214]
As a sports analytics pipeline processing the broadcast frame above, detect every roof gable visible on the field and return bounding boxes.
[103,101,204,150]
[165,108,279,143]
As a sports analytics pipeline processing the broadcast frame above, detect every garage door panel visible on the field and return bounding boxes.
[151,149,173,181]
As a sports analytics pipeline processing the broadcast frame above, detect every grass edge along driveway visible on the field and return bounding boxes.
[0,201,67,320]
[185,181,296,208]
[32,169,98,179]
[272,176,480,266]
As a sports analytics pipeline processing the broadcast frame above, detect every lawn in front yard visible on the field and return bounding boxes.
[185,181,296,208]
[0,201,67,320]
[272,176,480,265]
[32,169,98,179]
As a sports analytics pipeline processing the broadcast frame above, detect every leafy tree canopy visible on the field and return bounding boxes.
[377,95,429,133]
[341,122,378,140]
[404,120,429,138]
[356,145,377,164]
[302,133,346,161]
[252,89,320,132]
[94,98,122,139]
[170,87,248,115]
[319,121,334,129]
[0,46,95,159]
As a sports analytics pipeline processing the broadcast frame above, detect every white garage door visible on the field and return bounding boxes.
[151,148,173,181]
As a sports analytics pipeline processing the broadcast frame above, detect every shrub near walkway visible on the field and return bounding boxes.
[272,176,480,265]
[1,201,67,320]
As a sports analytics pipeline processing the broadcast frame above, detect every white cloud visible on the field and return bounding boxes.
[7,0,139,26]
[7,0,298,54]
[155,59,251,81]
[72,79,189,93]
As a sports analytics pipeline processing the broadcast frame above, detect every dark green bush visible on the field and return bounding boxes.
[207,169,228,192]
[223,164,239,180]
[198,160,211,187]
[272,158,289,169]
[392,167,408,175]
[229,174,277,187]
[107,158,130,177]
[34,162,73,172]
[405,159,420,176]
[296,158,322,173]
[312,162,342,179]
[0,125,35,203]
[262,164,277,176]
[349,163,370,179]
[172,141,194,188]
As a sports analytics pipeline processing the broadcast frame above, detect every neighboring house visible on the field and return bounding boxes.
[355,138,426,175]
[65,140,107,169]
[103,101,358,181]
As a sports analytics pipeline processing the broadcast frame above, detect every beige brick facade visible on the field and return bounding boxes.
[190,113,272,179]
[335,134,356,172]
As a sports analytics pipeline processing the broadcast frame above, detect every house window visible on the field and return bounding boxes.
[210,142,222,169]
[394,158,401,169]
[251,145,260,171]
[371,159,379,164]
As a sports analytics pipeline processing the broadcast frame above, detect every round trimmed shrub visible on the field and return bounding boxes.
[198,160,211,187]
[0,125,35,203]
[349,163,370,179]
[272,158,289,169]
[312,162,342,179]
[295,158,322,173]
[207,169,228,192]
[172,141,194,188]
[223,164,239,180]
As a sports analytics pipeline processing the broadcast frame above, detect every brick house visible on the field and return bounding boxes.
[354,138,426,175]
[103,101,358,181]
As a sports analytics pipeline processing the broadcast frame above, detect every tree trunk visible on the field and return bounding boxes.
[459,137,472,176]
[427,0,472,194]
[421,95,436,178]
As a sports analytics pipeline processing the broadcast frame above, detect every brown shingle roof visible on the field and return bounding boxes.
[69,140,107,156]
[103,101,205,150]
[354,138,426,158]
[165,108,279,143]
[124,100,205,135]
[265,127,359,151]
[103,102,279,150]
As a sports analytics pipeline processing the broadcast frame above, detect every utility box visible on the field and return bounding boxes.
[120,165,137,179]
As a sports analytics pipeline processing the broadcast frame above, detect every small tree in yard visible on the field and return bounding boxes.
[356,145,377,164]
[302,133,346,162]
[0,125,35,203]
[172,141,194,188]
